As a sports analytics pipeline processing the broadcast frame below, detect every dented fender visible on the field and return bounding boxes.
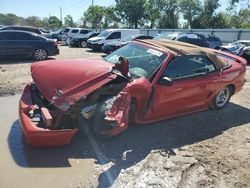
[104,90,131,136]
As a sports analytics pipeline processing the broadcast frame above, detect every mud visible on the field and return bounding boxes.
[0,47,249,188]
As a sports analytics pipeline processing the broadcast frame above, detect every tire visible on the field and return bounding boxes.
[80,41,87,48]
[93,97,117,140]
[33,49,48,61]
[211,86,232,110]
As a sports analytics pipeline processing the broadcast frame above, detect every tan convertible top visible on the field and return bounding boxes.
[140,39,227,70]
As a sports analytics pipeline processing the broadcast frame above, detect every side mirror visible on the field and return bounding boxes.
[158,77,173,86]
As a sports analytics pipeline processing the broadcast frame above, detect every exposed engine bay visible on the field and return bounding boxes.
[28,73,129,131]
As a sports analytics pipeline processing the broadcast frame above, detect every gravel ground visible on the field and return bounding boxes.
[0,45,249,188]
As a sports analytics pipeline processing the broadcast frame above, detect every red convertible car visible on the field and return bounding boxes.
[19,40,247,147]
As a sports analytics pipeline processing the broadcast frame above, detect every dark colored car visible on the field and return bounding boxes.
[102,34,153,54]
[241,46,250,64]
[0,30,59,60]
[155,32,210,48]
[69,32,100,47]
[206,35,222,49]
[0,25,49,37]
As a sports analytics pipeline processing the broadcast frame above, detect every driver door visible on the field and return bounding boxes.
[144,55,220,122]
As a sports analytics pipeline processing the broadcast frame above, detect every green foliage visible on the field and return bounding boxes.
[48,16,62,28]
[179,0,202,28]
[83,5,104,28]
[115,0,146,28]
[25,16,41,27]
[0,13,25,25]
[159,0,179,28]
[64,15,75,27]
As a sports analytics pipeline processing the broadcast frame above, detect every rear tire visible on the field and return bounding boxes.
[33,49,47,61]
[211,86,232,110]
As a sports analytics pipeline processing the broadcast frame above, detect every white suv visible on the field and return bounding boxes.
[62,28,91,45]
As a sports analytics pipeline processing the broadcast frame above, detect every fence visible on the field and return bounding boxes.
[140,29,250,43]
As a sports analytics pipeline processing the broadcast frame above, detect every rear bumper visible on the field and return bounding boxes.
[19,84,78,147]
[48,48,59,56]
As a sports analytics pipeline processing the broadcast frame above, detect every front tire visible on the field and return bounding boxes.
[211,86,232,110]
[80,41,87,48]
[93,97,117,140]
[33,49,48,61]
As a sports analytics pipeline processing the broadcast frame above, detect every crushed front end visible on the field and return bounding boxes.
[19,83,78,147]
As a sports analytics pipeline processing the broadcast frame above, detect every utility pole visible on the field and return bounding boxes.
[60,6,63,26]
[92,0,94,29]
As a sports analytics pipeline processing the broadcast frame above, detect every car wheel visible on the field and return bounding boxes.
[93,97,117,140]
[211,86,232,110]
[33,49,48,61]
[81,41,87,48]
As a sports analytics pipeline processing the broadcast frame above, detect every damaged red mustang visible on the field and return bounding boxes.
[19,40,247,147]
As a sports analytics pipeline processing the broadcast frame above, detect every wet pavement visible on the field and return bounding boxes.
[0,95,95,188]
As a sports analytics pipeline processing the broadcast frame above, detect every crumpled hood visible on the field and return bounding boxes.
[31,59,116,110]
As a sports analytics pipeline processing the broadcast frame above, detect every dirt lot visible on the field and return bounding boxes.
[0,45,249,188]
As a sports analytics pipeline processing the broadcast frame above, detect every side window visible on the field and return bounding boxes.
[12,33,37,40]
[0,33,12,40]
[107,32,121,39]
[162,55,216,80]
[71,29,79,33]
[80,30,89,34]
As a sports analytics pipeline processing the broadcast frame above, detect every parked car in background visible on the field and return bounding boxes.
[69,32,100,47]
[0,25,50,38]
[62,28,92,45]
[49,29,65,42]
[206,35,222,49]
[240,46,250,64]
[0,30,59,60]
[154,32,211,48]
[220,40,250,52]
[87,29,140,51]
[18,40,247,147]
[102,34,153,54]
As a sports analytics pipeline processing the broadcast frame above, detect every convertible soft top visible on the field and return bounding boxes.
[140,39,227,70]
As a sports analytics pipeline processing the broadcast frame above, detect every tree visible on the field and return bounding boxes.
[83,5,104,28]
[48,16,62,28]
[115,0,146,28]
[0,13,25,25]
[144,0,161,28]
[64,15,75,27]
[159,0,179,28]
[25,16,41,27]
[103,6,119,28]
[179,0,202,28]
[201,0,220,28]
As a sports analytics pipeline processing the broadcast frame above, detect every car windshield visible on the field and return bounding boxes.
[98,31,111,37]
[84,32,94,37]
[104,43,166,79]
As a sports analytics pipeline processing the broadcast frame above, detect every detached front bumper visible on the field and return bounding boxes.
[19,84,78,147]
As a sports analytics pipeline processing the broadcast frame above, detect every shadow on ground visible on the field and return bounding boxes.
[8,102,250,187]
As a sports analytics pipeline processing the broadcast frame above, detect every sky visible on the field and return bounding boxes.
[0,0,247,24]
[0,0,116,23]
